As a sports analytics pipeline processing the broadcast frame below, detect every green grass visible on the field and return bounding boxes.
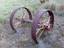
[0,0,40,24]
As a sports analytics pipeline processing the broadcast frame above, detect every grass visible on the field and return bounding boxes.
[0,0,40,24]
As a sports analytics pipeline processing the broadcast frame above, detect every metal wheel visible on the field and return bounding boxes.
[31,9,54,44]
[10,7,32,33]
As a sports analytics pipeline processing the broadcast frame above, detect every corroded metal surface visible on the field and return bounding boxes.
[31,9,54,44]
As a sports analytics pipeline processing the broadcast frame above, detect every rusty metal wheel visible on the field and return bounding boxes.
[31,9,54,44]
[10,7,32,33]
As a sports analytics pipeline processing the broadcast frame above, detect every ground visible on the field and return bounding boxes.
[0,15,64,48]
[0,0,64,48]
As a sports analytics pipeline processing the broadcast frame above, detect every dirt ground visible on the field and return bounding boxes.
[0,15,64,48]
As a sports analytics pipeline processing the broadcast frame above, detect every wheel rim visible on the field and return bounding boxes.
[10,7,32,33]
[31,9,54,44]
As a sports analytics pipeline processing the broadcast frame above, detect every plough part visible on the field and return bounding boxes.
[31,9,54,44]
[10,7,54,44]
[10,7,32,32]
